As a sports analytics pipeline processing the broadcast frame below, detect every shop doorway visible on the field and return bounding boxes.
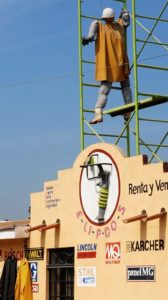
[47,247,74,300]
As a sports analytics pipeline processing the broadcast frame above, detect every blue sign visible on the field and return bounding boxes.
[83,277,95,285]
[29,262,38,282]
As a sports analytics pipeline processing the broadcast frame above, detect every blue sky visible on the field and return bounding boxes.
[0,0,167,220]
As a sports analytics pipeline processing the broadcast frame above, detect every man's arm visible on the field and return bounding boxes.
[82,20,99,46]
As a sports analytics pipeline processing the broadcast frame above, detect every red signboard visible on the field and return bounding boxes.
[77,251,96,259]
[32,284,39,293]
[105,242,121,264]
[4,250,24,261]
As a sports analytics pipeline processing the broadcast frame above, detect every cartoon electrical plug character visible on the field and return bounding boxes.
[80,154,112,223]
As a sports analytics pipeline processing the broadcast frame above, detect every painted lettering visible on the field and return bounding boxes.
[4,250,24,261]
[84,222,88,232]
[96,229,101,239]
[77,243,97,251]
[129,182,148,195]
[149,183,154,196]
[155,179,168,191]
[76,211,83,218]
[111,220,117,231]
[128,240,164,251]
[118,205,125,215]
[105,227,110,238]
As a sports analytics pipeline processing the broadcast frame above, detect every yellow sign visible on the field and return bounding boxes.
[25,248,44,260]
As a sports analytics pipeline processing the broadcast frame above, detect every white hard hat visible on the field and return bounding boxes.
[102,8,115,19]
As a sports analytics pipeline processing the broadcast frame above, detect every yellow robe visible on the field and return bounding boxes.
[15,258,32,300]
[95,19,130,82]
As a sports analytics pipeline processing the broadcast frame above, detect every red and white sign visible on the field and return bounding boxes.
[32,284,39,293]
[105,242,121,264]
[77,252,96,259]
[4,250,24,261]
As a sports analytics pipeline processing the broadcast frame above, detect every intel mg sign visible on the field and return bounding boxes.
[126,266,155,282]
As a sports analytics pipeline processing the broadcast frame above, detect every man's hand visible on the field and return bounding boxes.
[119,9,127,17]
[119,9,130,28]
[82,37,90,46]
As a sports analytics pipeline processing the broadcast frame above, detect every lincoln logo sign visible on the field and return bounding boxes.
[77,243,97,259]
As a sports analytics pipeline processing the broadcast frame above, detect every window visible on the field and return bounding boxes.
[47,248,74,300]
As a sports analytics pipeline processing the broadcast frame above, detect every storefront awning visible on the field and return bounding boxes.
[0,219,30,239]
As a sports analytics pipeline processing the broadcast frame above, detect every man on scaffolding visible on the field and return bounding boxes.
[82,7,132,124]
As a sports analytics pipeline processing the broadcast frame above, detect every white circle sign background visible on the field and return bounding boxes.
[80,150,120,225]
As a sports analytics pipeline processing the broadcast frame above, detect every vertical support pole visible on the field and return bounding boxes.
[124,0,130,157]
[78,0,84,150]
[132,0,140,155]
[123,1,127,31]
[126,125,130,156]
[136,2,168,60]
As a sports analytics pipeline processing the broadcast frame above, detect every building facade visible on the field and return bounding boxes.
[0,143,168,299]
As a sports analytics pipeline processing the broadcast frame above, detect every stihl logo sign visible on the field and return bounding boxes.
[105,242,120,264]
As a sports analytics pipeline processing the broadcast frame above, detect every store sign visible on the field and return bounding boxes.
[77,243,97,258]
[126,240,164,252]
[77,150,125,239]
[79,150,120,226]
[29,262,38,282]
[105,242,120,264]
[4,250,24,261]
[25,248,44,260]
[126,266,155,282]
[32,284,39,293]
[128,179,168,197]
[77,267,96,287]
[45,185,61,209]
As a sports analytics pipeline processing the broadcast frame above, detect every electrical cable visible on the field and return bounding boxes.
[0,52,167,89]
[0,73,80,89]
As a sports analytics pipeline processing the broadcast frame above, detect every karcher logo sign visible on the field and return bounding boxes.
[127,266,155,282]
[126,240,164,252]
[105,242,120,264]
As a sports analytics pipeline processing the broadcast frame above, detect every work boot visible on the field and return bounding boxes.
[124,112,131,122]
[90,108,103,124]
